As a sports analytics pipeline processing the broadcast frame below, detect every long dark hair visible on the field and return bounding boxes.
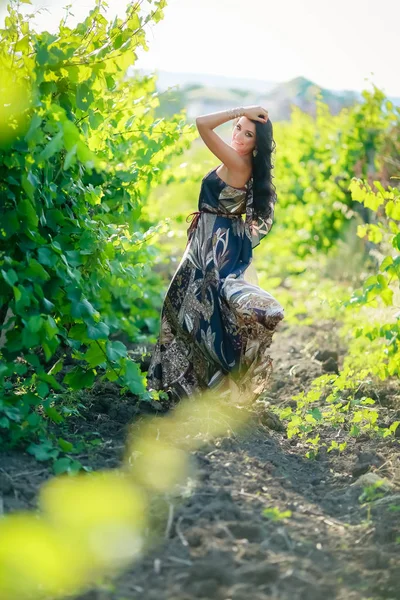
[233,117,277,219]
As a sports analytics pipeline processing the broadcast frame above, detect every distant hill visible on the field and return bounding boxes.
[130,69,400,122]
[132,68,277,95]
[258,75,360,120]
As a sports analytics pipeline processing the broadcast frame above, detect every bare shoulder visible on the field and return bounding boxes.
[218,160,252,188]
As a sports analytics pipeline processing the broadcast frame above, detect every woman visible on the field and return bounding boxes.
[146,105,285,404]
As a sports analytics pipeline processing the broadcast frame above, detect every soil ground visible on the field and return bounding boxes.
[0,317,399,600]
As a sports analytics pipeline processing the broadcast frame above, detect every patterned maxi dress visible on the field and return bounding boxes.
[146,164,285,402]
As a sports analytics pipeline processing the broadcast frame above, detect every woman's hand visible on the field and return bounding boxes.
[243,105,269,123]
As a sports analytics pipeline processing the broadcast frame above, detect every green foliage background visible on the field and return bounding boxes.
[0,0,198,450]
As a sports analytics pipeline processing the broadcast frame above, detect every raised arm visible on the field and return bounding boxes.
[196,105,268,176]
[196,107,248,174]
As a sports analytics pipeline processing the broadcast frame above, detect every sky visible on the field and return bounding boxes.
[1,0,399,96]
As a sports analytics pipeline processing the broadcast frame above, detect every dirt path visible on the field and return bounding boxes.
[1,319,399,600]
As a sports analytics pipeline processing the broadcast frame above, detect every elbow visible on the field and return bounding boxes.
[195,118,206,137]
[195,116,206,129]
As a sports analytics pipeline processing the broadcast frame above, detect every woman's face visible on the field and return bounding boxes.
[231,117,256,156]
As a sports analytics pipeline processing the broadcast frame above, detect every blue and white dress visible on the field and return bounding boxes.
[146,164,285,401]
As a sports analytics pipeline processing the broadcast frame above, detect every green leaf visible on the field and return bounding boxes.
[385,200,400,220]
[37,248,57,267]
[43,316,59,340]
[53,457,82,475]
[1,268,18,286]
[63,366,95,390]
[380,288,394,306]
[2,211,19,238]
[113,34,124,50]
[364,192,383,211]
[26,412,42,427]
[20,173,38,203]
[4,406,21,422]
[39,130,63,160]
[64,144,77,170]
[0,363,10,378]
[76,83,94,111]
[27,442,59,461]
[71,299,98,319]
[17,198,39,228]
[124,359,145,394]
[42,298,55,311]
[0,417,10,429]
[43,405,63,424]
[380,256,393,271]
[24,258,50,281]
[309,407,323,421]
[68,323,88,342]
[87,322,110,340]
[14,363,27,376]
[22,326,40,349]
[263,507,292,521]
[106,341,127,362]
[58,437,74,452]
[63,120,81,150]
[37,381,50,398]
[367,224,383,244]
[48,358,64,376]
[25,354,41,368]
[27,315,44,333]
[37,372,64,391]
[85,342,107,368]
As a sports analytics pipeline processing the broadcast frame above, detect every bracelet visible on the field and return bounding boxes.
[227,106,245,120]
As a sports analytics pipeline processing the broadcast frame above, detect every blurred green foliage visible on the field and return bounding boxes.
[0,0,197,450]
